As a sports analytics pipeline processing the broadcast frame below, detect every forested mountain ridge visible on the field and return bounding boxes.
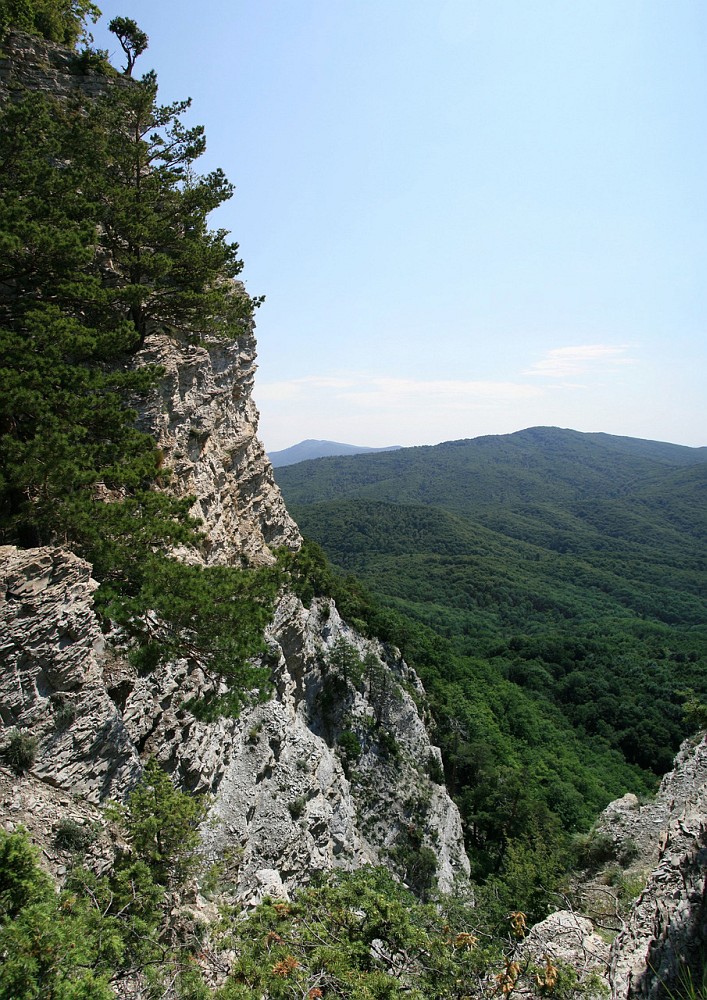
[276,427,707,828]
[275,425,707,509]
[276,427,707,632]
[269,439,401,467]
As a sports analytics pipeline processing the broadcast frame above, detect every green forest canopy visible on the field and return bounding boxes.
[0,0,100,44]
[276,429,707,871]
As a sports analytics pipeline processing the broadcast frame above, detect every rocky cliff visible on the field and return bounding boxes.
[2,25,705,997]
[0,318,468,902]
[535,737,707,1000]
[0,540,468,902]
[605,738,707,999]
[134,329,301,567]
[0,21,469,908]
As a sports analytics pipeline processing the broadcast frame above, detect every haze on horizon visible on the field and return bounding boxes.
[92,1,707,452]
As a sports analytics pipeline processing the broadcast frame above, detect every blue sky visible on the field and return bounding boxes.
[92,1,707,451]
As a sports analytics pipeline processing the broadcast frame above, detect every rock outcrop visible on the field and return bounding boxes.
[607,738,707,999]
[0,29,130,102]
[0,26,467,904]
[521,910,610,986]
[535,738,707,999]
[135,331,300,567]
[0,544,469,901]
[2,27,706,999]
[0,545,140,802]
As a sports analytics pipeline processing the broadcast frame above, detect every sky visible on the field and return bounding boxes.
[91,1,707,452]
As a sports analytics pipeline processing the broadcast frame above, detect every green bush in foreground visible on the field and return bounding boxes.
[0,760,212,998]
[217,867,589,1000]
[1,729,37,774]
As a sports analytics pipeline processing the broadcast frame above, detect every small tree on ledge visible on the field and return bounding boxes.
[108,15,148,76]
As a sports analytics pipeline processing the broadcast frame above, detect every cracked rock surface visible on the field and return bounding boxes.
[0,546,469,900]
[135,329,300,567]
[608,738,707,1000]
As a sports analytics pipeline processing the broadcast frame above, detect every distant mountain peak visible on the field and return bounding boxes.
[268,439,401,468]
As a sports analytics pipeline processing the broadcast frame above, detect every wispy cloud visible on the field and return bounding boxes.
[256,373,547,449]
[257,375,359,401]
[523,344,634,379]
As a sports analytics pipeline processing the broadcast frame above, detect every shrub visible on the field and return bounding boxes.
[1,730,37,774]
[54,818,95,853]
[328,639,365,688]
[378,728,399,758]
[71,46,112,74]
[427,753,445,784]
[575,830,617,870]
[52,696,76,731]
[616,837,640,866]
[288,796,307,820]
[337,729,362,777]
[122,758,208,886]
[247,723,262,745]
[390,834,438,901]
[338,730,362,763]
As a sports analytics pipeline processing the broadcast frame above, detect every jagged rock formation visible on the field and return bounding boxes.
[4,24,705,997]
[0,24,467,905]
[0,766,119,884]
[537,738,707,999]
[606,738,707,999]
[0,545,141,801]
[0,543,469,901]
[135,331,300,567]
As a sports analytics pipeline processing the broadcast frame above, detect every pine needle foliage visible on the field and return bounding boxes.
[0,45,273,711]
[98,556,281,715]
[0,761,215,998]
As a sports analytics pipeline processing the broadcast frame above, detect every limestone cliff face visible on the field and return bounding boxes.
[0,545,141,802]
[134,329,301,566]
[0,545,469,901]
[0,25,467,902]
[605,738,707,1000]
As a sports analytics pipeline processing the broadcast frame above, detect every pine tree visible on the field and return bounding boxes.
[0,65,257,571]
[0,90,172,553]
[82,70,257,348]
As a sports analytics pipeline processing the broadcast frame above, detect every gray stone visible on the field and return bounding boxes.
[134,330,300,567]
[0,539,469,901]
[521,909,610,982]
[608,737,707,1000]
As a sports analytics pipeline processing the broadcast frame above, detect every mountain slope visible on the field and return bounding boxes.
[275,427,707,804]
[275,426,707,510]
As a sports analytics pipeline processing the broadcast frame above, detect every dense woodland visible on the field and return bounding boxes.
[1,3,706,997]
[276,428,707,874]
